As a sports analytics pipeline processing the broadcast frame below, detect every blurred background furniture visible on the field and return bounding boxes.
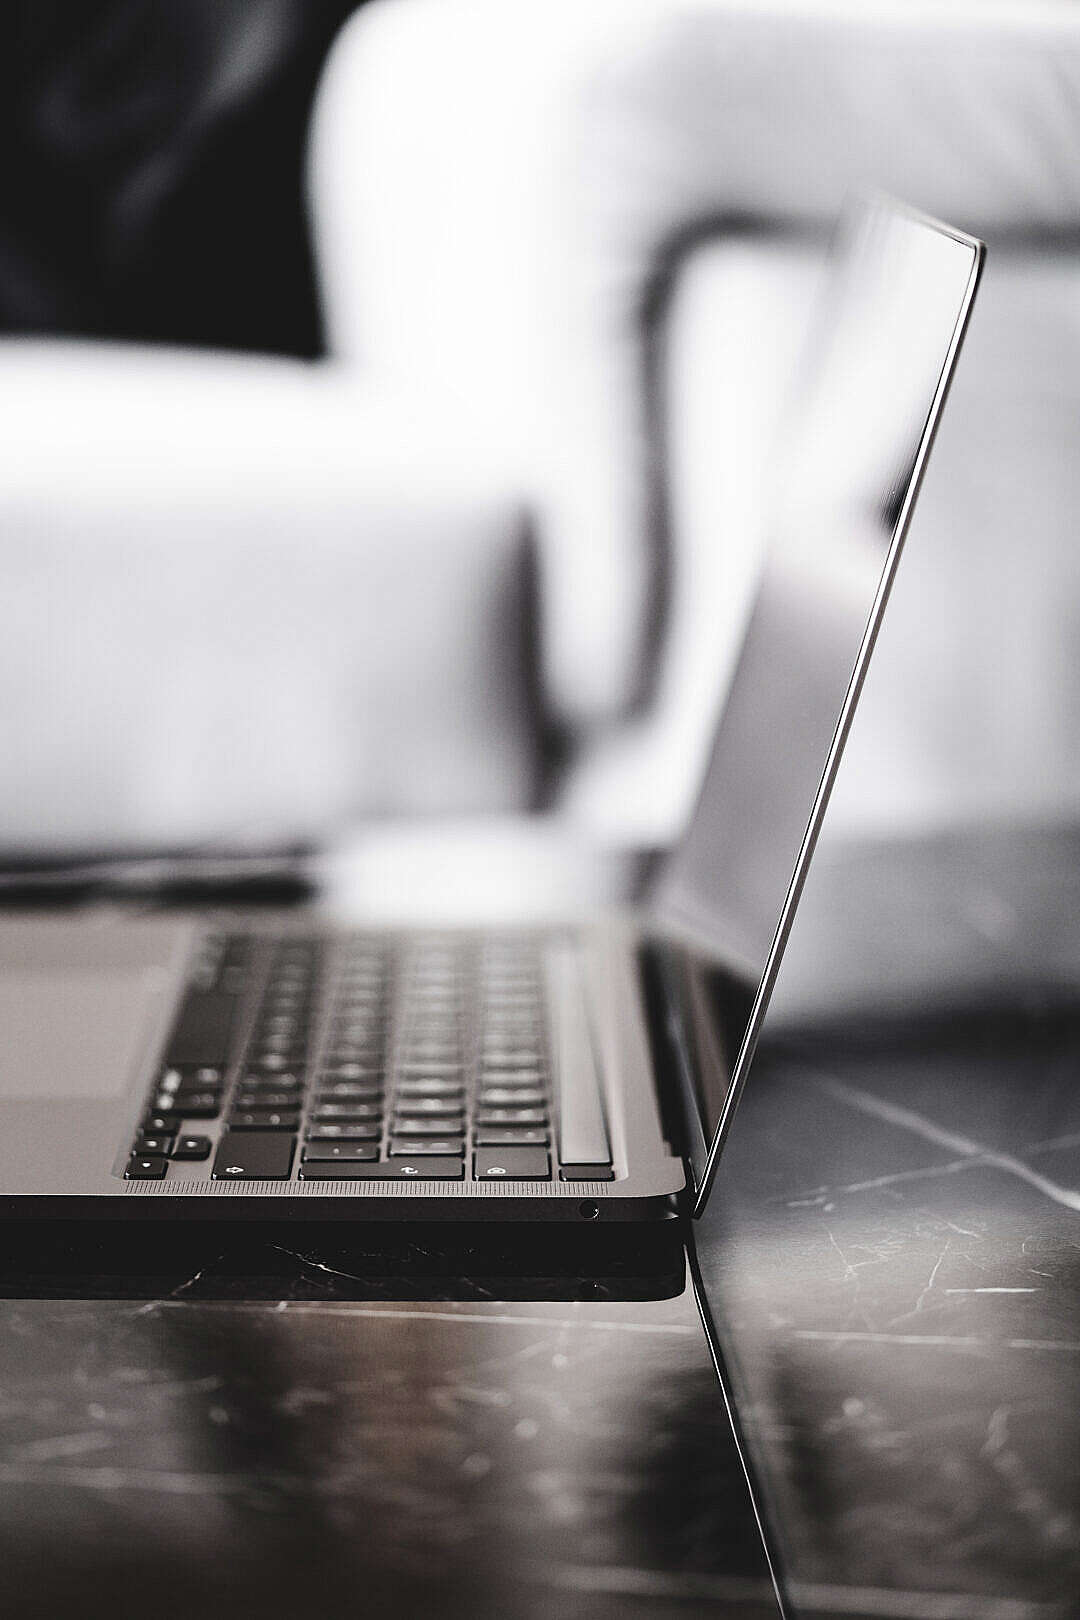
[0,0,539,851]
[3,0,1080,855]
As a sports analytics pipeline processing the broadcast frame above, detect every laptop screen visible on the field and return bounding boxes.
[650,200,982,1214]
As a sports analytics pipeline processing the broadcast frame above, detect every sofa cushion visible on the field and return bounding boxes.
[0,340,537,851]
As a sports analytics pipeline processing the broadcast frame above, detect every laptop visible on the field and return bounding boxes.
[0,199,982,1226]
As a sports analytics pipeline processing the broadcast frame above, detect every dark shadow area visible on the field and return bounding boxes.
[1,0,362,356]
[0,1218,686,1303]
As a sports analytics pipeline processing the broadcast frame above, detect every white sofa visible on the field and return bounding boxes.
[0,339,539,850]
[5,0,1080,852]
[324,0,1080,844]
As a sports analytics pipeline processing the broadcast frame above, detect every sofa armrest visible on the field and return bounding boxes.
[309,0,1080,765]
[308,0,672,729]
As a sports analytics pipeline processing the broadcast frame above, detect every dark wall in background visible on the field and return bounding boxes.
[0,0,361,358]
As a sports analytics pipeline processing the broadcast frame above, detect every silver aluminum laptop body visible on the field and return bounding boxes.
[0,201,983,1225]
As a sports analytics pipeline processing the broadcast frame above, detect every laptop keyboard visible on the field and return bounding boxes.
[125,932,614,1186]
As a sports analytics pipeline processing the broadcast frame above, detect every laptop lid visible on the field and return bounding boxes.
[648,197,983,1217]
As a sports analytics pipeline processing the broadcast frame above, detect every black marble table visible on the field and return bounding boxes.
[0,1232,779,1620]
[2,826,1079,1620]
[695,826,1080,1620]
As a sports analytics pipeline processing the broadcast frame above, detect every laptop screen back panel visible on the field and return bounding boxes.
[649,200,983,1216]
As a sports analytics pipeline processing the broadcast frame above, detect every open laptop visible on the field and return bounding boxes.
[0,199,982,1225]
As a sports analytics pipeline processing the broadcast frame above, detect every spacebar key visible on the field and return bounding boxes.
[299,1158,463,1180]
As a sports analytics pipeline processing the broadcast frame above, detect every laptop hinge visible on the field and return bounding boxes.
[638,940,706,1177]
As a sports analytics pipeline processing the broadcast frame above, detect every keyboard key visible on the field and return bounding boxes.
[213,1131,295,1180]
[252,1036,307,1056]
[134,1133,174,1156]
[475,1127,549,1146]
[126,1154,168,1179]
[173,1076,224,1097]
[479,1088,545,1107]
[229,1109,300,1131]
[551,949,612,1167]
[165,990,236,1069]
[392,1116,464,1136]
[396,1061,463,1076]
[257,1031,302,1052]
[142,1113,175,1134]
[474,1147,550,1181]
[560,1164,616,1182]
[312,1102,383,1121]
[257,1043,308,1064]
[255,1045,307,1066]
[170,1092,222,1119]
[172,1134,212,1161]
[302,1142,379,1162]
[394,1079,464,1097]
[313,1083,384,1101]
[389,1136,464,1156]
[322,1052,384,1070]
[234,1092,301,1111]
[393,1097,463,1117]
[242,1071,303,1091]
[479,1070,544,1086]
[299,1158,464,1181]
[220,965,247,996]
[306,1122,381,1141]
[476,1108,547,1127]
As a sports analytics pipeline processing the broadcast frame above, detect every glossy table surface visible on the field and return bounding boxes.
[695,825,1080,1620]
[0,1231,780,1620]
[1,826,1079,1620]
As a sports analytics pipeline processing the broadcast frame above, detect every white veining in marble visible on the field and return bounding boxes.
[809,1073,1080,1214]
